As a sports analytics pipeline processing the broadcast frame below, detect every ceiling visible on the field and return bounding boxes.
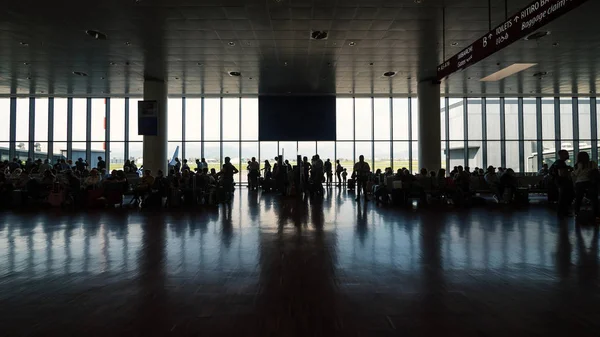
[0,0,598,97]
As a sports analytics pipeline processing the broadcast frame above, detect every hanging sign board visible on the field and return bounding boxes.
[138,100,159,136]
[437,0,589,80]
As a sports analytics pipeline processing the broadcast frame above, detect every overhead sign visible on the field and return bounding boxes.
[437,0,589,80]
[138,100,159,136]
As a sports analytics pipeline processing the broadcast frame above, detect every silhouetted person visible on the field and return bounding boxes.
[572,151,599,220]
[336,160,343,187]
[97,156,106,170]
[354,155,371,201]
[551,149,574,217]
[221,157,239,201]
[174,158,181,173]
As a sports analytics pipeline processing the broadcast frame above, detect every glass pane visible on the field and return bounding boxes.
[467,141,483,171]
[0,99,9,141]
[412,98,419,141]
[374,98,390,141]
[110,98,125,141]
[34,98,49,155]
[541,98,555,153]
[222,98,240,141]
[168,98,183,141]
[336,142,353,174]
[204,98,220,141]
[524,139,537,173]
[241,142,258,184]
[298,141,316,159]
[374,141,390,171]
[393,142,409,171]
[467,98,483,140]
[411,143,419,173]
[579,99,591,141]
[317,141,336,181]
[448,98,464,141]
[355,98,372,141]
[204,142,221,171]
[72,142,87,162]
[486,98,501,140]
[279,141,297,163]
[560,98,573,141]
[505,98,519,140]
[260,142,278,169]
[129,98,143,142]
[241,98,258,141]
[168,142,182,168]
[72,99,87,142]
[53,99,68,143]
[91,99,105,141]
[222,142,240,180]
[393,98,409,141]
[53,142,67,157]
[523,99,537,140]
[448,143,464,169]
[185,142,202,170]
[355,141,372,168]
[16,98,30,142]
[109,142,125,171]
[487,141,502,168]
[505,141,520,171]
[185,98,202,141]
[129,142,143,168]
[336,98,353,141]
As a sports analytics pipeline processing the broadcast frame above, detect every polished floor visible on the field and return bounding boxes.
[1,189,599,337]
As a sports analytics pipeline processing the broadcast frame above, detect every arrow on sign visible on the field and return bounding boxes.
[514,15,520,22]
[488,33,493,39]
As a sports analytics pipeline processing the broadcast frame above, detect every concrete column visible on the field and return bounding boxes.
[142,79,168,174]
[418,80,442,171]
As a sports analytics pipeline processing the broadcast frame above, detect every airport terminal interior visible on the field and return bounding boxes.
[2,0,600,335]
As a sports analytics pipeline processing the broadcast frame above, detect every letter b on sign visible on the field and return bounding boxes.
[483,37,488,48]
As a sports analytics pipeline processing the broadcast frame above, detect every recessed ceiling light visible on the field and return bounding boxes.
[481,63,537,82]
[19,42,29,47]
[533,71,548,78]
[552,42,560,47]
[249,77,253,80]
[228,41,235,46]
[85,29,108,40]
[175,77,179,80]
[125,41,131,46]
[110,62,117,66]
[23,62,30,66]
[414,0,422,3]
[197,62,204,66]
[311,30,328,40]
[27,76,32,80]
[40,91,44,94]
[407,77,412,80]
[525,31,550,41]
[383,71,397,77]
[284,61,288,66]
[73,71,88,77]
[101,76,106,80]
[229,71,241,77]
[369,62,374,66]
[451,42,459,46]
[349,41,356,46]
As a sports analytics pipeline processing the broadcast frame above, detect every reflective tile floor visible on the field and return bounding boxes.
[1,189,600,336]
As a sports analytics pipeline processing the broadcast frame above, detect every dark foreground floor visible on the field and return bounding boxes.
[0,189,599,337]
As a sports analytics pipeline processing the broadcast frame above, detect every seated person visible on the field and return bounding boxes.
[500,168,518,202]
[484,166,502,202]
[83,169,101,189]
[64,170,81,192]
[135,170,155,199]
[40,170,56,187]
[14,170,31,190]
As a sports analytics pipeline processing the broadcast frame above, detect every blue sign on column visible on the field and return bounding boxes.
[138,100,158,136]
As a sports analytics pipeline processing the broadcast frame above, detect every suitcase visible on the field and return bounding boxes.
[347,179,355,191]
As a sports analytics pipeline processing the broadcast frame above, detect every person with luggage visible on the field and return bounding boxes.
[353,155,371,201]
[248,157,260,191]
[550,149,574,217]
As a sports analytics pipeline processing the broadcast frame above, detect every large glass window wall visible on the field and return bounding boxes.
[1,96,595,183]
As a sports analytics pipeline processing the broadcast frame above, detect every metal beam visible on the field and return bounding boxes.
[518,97,525,173]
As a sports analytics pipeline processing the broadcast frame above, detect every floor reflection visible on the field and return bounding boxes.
[0,190,599,335]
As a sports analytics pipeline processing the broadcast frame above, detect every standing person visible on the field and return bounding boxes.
[336,160,343,187]
[97,156,106,171]
[572,151,599,220]
[353,155,371,201]
[221,157,239,201]
[248,157,260,190]
[312,155,324,194]
[550,149,574,217]
[342,168,348,187]
[262,160,272,179]
[324,159,333,187]
[75,158,88,172]
[198,158,208,171]
[181,159,190,172]
[174,158,182,173]
[302,157,312,192]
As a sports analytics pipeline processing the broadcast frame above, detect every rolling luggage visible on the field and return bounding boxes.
[347,179,355,191]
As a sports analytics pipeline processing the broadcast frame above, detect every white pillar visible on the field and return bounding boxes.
[142,79,168,175]
[418,80,442,171]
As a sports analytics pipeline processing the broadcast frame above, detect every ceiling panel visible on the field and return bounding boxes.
[0,0,597,97]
